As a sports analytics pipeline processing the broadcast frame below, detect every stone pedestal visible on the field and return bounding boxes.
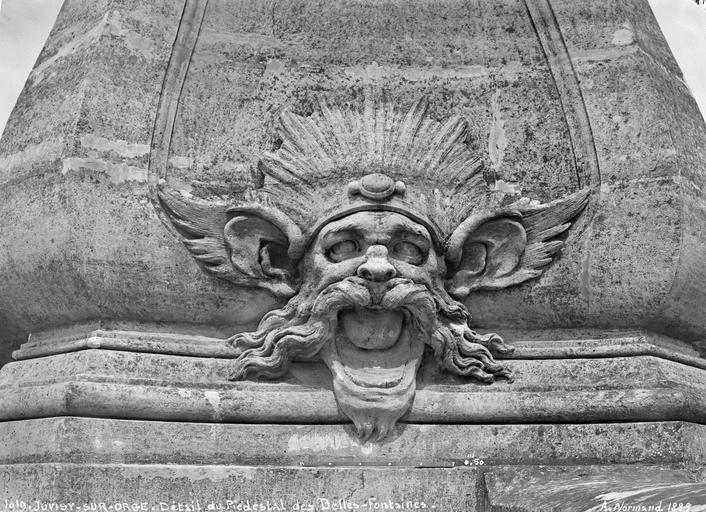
[2,0,706,354]
[1,0,705,507]
[1,326,705,507]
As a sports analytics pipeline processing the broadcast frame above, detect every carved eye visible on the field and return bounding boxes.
[392,241,424,265]
[327,240,361,262]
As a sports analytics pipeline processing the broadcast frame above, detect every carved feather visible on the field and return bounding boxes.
[493,187,591,288]
[258,93,487,235]
[446,187,590,296]
[157,185,234,278]
[517,187,590,270]
[157,185,300,297]
[487,188,591,289]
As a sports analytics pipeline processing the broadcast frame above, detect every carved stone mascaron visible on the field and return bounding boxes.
[158,93,589,440]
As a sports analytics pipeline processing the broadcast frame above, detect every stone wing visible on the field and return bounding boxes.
[446,188,590,296]
[157,185,301,297]
[157,185,235,280]
[512,187,591,285]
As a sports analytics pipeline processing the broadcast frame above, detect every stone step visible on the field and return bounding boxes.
[0,418,703,468]
[0,463,703,512]
[1,348,704,424]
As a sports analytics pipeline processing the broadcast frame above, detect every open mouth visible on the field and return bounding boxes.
[333,308,422,388]
[318,282,431,441]
[340,309,404,350]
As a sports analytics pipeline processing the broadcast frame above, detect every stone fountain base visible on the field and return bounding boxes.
[1,418,703,511]
[1,325,704,510]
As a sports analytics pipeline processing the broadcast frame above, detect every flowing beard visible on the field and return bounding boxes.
[427,286,516,384]
[226,277,370,380]
[319,277,436,442]
[227,277,514,441]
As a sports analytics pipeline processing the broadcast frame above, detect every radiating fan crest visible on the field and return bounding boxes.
[257,93,487,240]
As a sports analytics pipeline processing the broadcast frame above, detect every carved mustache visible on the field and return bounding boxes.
[311,276,437,334]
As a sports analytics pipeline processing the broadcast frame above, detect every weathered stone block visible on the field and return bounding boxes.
[0,464,484,512]
[1,0,705,357]
[1,418,704,468]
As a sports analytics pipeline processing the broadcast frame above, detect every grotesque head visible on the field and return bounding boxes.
[158,93,589,441]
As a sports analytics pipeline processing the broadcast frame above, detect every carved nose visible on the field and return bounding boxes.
[356,246,396,282]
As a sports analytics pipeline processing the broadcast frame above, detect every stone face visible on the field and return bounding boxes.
[156,90,590,438]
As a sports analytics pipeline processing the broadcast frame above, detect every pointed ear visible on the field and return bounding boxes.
[158,185,302,297]
[445,188,590,298]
